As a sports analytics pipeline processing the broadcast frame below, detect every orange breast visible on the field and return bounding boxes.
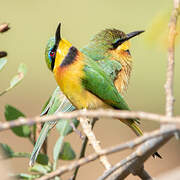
[54,52,109,109]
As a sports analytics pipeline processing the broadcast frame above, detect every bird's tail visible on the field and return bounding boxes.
[29,122,55,167]
[120,118,142,136]
[120,118,162,158]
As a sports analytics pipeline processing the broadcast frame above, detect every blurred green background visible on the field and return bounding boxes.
[0,0,180,179]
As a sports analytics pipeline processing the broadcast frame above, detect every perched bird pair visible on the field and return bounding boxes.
[29,23,161,166]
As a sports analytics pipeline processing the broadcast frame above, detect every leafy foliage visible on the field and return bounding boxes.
[0,63,27,96]
[0,143,14,158]
[4,105,31,137]
[10,63,27,89]
[59,142,76,160]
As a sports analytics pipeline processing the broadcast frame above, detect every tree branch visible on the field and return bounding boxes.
[79,116,111,169]
[106,130,173,180]
[165,0,180,116]
[1,110,180,132]
[36,125,177,180]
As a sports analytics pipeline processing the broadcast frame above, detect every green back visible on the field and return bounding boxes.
[82,56,129,110]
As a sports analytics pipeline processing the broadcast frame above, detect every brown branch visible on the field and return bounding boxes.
[165,0,180,116]
[36,125,177,180]
[79,116,111,169]
[1,110,180,132]
[70,118,97,180]
[106,130,173,180]
[134,167,153,180]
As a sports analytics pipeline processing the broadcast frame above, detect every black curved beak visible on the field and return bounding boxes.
[126,30,145,41]
[55,23,61,46]
[112,30,145,49]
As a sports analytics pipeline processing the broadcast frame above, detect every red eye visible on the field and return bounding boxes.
[50,51,55,57]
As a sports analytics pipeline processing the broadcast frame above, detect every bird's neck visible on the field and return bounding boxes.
[54,39,73,71]
[109,49,133,95]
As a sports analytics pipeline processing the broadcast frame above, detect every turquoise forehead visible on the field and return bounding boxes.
[46,37,55,50]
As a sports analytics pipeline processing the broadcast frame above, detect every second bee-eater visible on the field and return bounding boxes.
[30,23,161,166]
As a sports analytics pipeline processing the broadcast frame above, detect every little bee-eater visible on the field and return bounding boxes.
[29,23,161,166]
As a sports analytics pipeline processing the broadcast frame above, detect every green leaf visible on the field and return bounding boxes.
[59,142,76,160]
[56,118,79,136]
[29,164,51,174]
[53,136,64,162]
[4,105,31,137]
[36,153,49,165]
[10,63,27,88]
[0,63,27,96]
[0,143,14,158]
[12,152,30,158]
[0,59,7,71]
[14,173,40,179]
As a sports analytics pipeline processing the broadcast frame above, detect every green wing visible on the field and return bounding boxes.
[29,87,75,166]
[83,56,141,136]
[81,47,122,82]
[97,59,122,82]
[83,57,129,110]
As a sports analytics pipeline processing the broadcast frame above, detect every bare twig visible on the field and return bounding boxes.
[79,116,111,169]
[36,125,177,180]
[106,130,173,180]
[70,118,97,180]
[1,110,180,132]
[134,167,153,180]
[165,0,180,116]
[70,121,84,140]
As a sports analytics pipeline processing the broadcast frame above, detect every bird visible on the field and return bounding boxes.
[29,23,161,166]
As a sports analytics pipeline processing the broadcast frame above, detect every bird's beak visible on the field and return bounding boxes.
[126,30,145,41]
[55,23,61,46]
[112,30,144,48]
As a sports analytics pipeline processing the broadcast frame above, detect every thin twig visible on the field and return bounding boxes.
[70,118,97,180]
[79,116,111,169]
[1,110,180,132]
[106,130,173,180]
[135,167,153,180]
[165,0,180,116]
[36,125,177,180]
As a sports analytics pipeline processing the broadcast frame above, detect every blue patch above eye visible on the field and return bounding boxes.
[113,38,121,44]
[48,50,53,62]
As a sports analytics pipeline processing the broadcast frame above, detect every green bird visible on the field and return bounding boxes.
[30,23,161,166]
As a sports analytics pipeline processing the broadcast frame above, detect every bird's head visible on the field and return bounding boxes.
[45,23,72,71]
[82,28,144,60]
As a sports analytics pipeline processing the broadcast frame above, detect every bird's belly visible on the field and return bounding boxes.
[54,66,108,109]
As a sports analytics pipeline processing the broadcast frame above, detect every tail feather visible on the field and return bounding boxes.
[29,122,55,167]
[120,118,162,159]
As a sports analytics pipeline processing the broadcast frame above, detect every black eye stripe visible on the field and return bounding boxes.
[49,47,57,71]
[112,39,126,49]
